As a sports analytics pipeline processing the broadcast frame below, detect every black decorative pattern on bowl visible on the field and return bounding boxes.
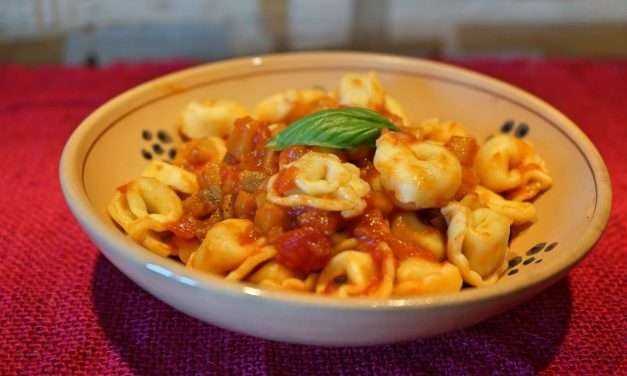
[500,120,530,138]
[141,129,177,162]
[506,242,558,276]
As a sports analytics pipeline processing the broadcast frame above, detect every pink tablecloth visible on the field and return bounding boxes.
[0,59,625,375]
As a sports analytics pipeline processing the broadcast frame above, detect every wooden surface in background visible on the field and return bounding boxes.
[459,23,627,57]
[0,38,64,65]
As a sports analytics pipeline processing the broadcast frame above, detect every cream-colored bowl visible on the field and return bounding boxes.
[59,52,611,346]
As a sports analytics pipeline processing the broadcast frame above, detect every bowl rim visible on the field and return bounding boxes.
[59,51,612,311]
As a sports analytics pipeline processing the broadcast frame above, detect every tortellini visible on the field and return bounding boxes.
[475,134,552,201]
[374,131,462,209]
[441,202,511,287]
[331,234,359,255]
[394,258,463,296]
[246,261,317,292]
[141,160,199,194]
[254,88,335,123]
[170,237,200,264]
[461,185,537,225]
[339,72,385,110]
[179,99,249,139]
[383,95,409,124]
[174,136,227,167]
[407,118,467,144]
[187,219,275,281]
[315,243,395,297]
[391,212,446,261]
[338,72,408,123]
[107,177,183,256]
[267,152,370,218]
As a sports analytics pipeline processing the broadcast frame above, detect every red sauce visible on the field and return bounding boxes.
[360,162,379,183]
[167,216,199,240]
[252,122,273,146]
[369,244,385,265]
[353,210,435,262]
[233,190,257,219]
[273,166,298,195]
[238,226,257,245]
[365,191,395,215]
[353,210,390,246]
[266,226,283,244]
[242,140,275,172]
[347,146,374,167]
[365,259,385,295]
[197,162,221,188]
[254,200,287,234]
[225,117,256,161]
[279,146,309,167]
[222,152,239,165]
[275,226,332,274]
[445,136,479,166]
[228,118,278,172]
[455,166,479,200]
[385,237,435,262]
[289,207,342,235]
[219,164,241,194]
[225,117,278,173]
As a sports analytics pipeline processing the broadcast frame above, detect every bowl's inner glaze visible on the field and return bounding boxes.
[82,64,597,283]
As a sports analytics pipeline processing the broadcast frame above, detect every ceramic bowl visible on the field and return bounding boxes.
[59,52,611,346]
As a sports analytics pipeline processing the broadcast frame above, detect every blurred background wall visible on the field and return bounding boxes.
[1,0,627,66]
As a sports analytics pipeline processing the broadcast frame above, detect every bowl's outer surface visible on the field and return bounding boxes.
[60,52,611,345]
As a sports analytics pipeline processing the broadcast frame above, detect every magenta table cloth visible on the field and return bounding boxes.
[0,59,625,375]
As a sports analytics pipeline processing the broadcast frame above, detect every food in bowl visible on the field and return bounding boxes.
[107,72,552,298]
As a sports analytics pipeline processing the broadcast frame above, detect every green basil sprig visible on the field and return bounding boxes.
[265,107,399,150]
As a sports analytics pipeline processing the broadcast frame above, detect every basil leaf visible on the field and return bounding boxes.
[265,107,399,150]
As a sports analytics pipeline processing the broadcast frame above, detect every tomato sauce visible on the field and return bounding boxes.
[354,210,436,262]
[275,226,332,273]
[273,166,298,195]
[287,207,342,235]
[446,136,479,166]
[279,146,309,167]
[167,215,199,240]
[238,225,258,245]
[219,164,241,194]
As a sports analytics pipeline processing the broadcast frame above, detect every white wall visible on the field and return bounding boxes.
[2,0,626,62]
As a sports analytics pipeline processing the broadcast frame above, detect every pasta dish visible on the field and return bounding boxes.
[108,72,552,297]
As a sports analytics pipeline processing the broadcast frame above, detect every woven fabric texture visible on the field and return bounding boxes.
[0,60,625,376]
